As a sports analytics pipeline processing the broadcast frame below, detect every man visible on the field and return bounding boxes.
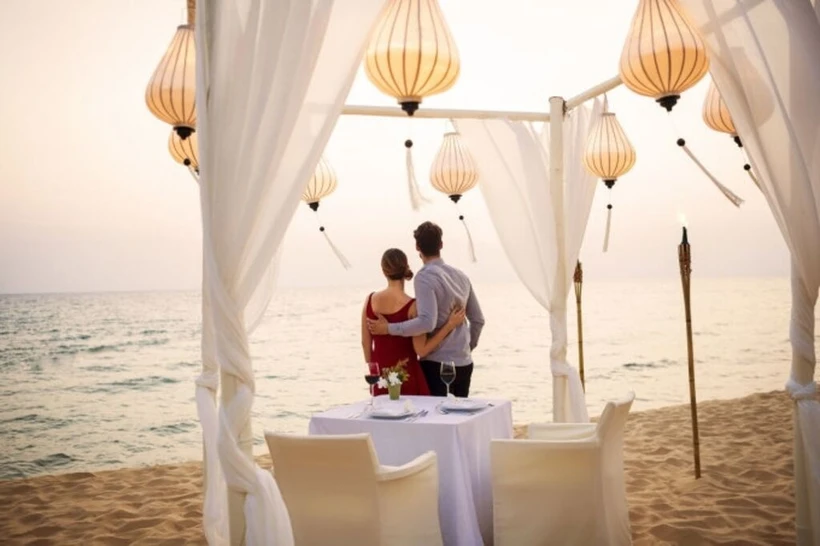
[367,221,485,397]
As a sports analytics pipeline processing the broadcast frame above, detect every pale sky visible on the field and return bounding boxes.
[0,0,788,295]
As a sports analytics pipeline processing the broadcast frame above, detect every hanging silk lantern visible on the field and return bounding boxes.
[364,0,460,210]
[583,109,636,252]
[702,79,761,190]
[430,131,479,262]
[146,24,196,139]
[702,80,737,142]
[619,0,709,111]
[303,156,338,211]
[619,1,740,207]
[168,129,199,180]
[364,0,460,115]
[302,156,350,269]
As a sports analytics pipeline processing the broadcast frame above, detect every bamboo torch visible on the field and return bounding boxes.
[679,223,701,479]
[573,260,585,391]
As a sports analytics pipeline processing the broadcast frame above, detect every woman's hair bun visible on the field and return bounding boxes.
[404,267,414,281]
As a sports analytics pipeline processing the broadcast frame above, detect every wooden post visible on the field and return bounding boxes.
[187,0,195,25]
[573,261,585,391]
[679,227,701,479]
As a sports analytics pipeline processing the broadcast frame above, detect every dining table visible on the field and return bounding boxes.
[308,395,514,546]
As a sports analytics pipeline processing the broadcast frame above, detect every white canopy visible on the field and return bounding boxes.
[456,98,603,424]
[193,0,820,543]
[677,2,820,543]
[195,0,389,543]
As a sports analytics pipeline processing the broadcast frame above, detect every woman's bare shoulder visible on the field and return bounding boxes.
[407,299,418,318]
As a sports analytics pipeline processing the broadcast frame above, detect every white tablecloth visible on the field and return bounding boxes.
[308,395,514,546]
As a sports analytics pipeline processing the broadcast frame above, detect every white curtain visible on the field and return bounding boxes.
[678,1,820,543]
[455,98,602,423]
[194,0,388,544]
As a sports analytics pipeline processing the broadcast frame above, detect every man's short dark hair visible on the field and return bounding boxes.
[414,221,443,257]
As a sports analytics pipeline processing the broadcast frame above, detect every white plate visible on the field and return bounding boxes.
[368,407,414,419]
[440,398,489,412]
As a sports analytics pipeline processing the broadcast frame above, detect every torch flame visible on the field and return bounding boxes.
[678,212,688,228]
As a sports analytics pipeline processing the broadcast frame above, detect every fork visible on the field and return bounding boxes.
[407,409,428,422]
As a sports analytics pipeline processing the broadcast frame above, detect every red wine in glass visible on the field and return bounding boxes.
[366,362,380,407]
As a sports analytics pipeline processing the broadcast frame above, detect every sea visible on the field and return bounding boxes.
[0,278,813,480]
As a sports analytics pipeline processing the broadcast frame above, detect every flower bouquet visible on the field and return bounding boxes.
[378,358,410,400]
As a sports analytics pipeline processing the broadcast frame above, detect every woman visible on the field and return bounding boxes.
[361,248,464,396]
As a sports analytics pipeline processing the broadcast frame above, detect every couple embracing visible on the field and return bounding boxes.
[361,221,485,398]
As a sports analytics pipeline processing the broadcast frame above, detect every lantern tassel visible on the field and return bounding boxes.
[313,211,351,270]
[459,214,478,263]
[603,204,613,253]
[746,167,762,191]
[677,139,744,207]
[187,164,199,184]
[405,140,430,211]
[321,228,352,270]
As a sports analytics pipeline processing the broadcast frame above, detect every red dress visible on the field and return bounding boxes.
[367,294,431,396]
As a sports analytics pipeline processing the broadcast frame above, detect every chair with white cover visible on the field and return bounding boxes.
[265,432,443,546]
[491,392,635,546]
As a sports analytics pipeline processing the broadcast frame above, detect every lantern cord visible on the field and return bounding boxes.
[603,204,612,253]
[677,140,744,207]
[313,211,351,270]
[739,148,763,191]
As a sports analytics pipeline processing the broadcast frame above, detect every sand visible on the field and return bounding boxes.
[1,390,796,545]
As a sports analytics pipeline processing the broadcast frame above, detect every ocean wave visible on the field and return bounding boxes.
[0,453,78,480]
[107,376,181,389]
[139,338,170,347]
[49,338,170,358]
[148,422,197,436]
[170,361,198,369]
[55,344,89,355]
[63,334,92,341]
[623,359,676,370]
[83,364,127,373]
[0,414,73,431]
[88,344,123,353]
[69,375,181,395]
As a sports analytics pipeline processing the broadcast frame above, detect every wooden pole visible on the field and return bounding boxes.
[341,104,551,122]
[573,261,585,391]
[341,75,621,122]
[678,227,701,479]
[186,0,196,25]
[565,75,623,111]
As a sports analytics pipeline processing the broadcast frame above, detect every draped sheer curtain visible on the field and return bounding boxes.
[455,98,602,423]
[678,1,820,543]
[194,1,388,544]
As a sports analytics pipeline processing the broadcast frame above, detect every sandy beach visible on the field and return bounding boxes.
[1,390,795,545]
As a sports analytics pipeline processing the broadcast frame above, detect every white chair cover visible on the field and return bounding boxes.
[266,432,443,546]
[491,393,635,545]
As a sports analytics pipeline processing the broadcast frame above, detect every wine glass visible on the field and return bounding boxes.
[365,362,380,408]
[440,361,456,398]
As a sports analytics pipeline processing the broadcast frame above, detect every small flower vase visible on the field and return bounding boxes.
[388,384,401,401]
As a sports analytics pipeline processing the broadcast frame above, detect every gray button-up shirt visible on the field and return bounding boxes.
[387,258,484,366]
